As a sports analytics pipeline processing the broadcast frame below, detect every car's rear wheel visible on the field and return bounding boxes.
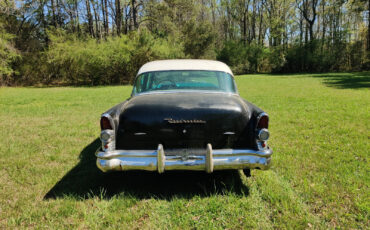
[243,169,251,177]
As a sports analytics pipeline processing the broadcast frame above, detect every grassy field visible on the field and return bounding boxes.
[0,72,369,229]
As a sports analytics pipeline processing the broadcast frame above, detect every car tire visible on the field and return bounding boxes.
[243,169,251,177]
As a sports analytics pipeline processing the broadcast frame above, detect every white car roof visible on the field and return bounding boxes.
[137,59,233,76]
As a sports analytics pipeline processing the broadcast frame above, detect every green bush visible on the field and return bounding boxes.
[0,22,19,85]
[20,29,184,85]
[280,39,370,73]
[217,41,269,74]
[13,31,370,86]
[182,20,216,59]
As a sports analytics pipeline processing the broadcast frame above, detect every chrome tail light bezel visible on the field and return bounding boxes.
[256,112,269,129]
[255,113,270,150]
[100,113,116,151]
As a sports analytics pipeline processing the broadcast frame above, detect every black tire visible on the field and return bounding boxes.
[243,169,251,177]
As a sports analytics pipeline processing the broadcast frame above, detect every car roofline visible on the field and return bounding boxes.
[137,59,234,76]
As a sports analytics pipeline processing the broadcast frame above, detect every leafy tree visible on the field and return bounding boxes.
[0,1,20,85]
[0,0,368,85]
[183,20,216,58]
[0,22,19,84]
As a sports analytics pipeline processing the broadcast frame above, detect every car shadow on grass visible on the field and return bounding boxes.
[313,72,370,89]
[44,138,249,200]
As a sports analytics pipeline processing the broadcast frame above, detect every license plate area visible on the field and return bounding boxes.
[165,148,206,156]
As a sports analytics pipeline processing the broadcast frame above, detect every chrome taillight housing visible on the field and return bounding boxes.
[256,113,269,149]
[100,114,115,151]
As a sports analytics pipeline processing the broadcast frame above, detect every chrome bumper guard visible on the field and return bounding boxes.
[96,144,272,173]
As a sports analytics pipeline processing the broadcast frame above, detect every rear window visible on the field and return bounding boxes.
[133,70,236,95]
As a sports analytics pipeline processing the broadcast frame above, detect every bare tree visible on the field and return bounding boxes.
[91,0,101,38]
[50,0,57,27]
[86,0,94,36]
[115,0,122,35]
[104,0,109,34]
[131,0,138,30]
[296,0,318,42]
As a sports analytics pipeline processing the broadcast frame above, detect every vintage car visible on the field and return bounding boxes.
[96,59,272,175]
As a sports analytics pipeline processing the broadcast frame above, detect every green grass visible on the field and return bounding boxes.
[0,72,369,229]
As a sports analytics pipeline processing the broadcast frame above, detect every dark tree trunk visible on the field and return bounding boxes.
[251,0,256,41]
[210,0,216,27]
[104,0,109,34]
[243,10,247,44]
[115,0,122,35]
[101,0,106,36]
[51,0,57,27]
[131,0,138,30]
[86,0,94,36]
[258,1,263,45]
[56,0,62,27]
[308,21,314,41]
[75,0,80,34]
[305,21,308,43]
[124,3,129,34]
[321,1,325,51]
[297,0,318,42]
[299,9,303,45]
[368,0,370,51]
[92,0,100,38]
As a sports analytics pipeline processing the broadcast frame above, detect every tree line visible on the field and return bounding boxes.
[0,0,369,86]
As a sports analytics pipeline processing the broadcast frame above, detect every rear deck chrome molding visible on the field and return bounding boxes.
[96,144,272,173]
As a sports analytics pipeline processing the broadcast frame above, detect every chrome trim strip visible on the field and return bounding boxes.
[134,132,147,136]
[223,132,235,135]
[212,148,272,157]
[96,150,158,159]
[96,148,273,159]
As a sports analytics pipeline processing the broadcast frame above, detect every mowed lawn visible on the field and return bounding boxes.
[0,73,369,229]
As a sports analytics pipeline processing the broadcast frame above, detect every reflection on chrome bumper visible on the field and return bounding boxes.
[96,144,272,173]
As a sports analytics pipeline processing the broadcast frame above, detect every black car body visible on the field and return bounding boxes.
[96,60,272,173]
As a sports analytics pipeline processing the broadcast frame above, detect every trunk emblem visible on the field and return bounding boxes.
[164,118,206,124]
[183,129,187,134]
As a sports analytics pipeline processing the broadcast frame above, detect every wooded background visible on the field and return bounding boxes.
[0,0,369,86]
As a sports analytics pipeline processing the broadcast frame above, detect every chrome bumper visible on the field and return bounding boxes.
[96,144,272,173]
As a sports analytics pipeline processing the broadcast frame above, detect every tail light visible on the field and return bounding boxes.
[100,115,115,151]
[256,113,269,150]
[100,117,113,130]
[257,113,269,129]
